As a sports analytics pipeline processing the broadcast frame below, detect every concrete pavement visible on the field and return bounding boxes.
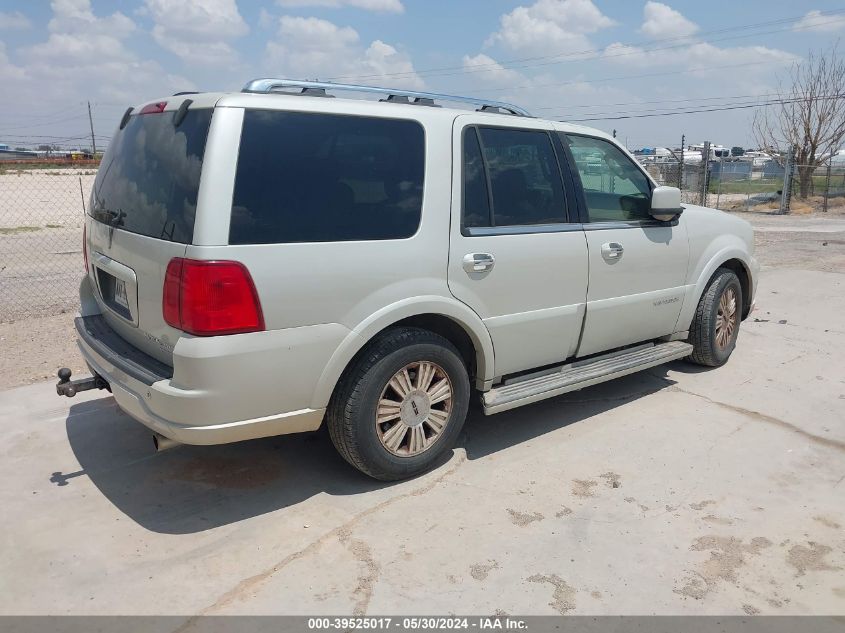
[1,267,843,616]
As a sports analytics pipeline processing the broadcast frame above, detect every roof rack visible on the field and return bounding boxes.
[241,78,531,117]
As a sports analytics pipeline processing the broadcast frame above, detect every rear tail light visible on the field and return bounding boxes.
[83,224,88,272]
[162,258,264,336]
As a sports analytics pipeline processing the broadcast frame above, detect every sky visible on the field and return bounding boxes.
[1,0,844,151]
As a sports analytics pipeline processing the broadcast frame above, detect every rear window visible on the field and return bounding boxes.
[89,108,212,244]
[229,110,425,244]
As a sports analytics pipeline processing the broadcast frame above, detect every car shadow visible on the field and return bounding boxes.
[59,368,676,535]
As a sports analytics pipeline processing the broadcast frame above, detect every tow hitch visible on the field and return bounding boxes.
[56,368,109,398]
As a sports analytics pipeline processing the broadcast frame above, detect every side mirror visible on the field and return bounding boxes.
[650,186,683,222]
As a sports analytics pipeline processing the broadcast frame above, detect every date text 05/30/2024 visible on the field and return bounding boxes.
[307,617,528,630]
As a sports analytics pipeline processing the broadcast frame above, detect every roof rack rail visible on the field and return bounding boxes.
[241,78,531,117]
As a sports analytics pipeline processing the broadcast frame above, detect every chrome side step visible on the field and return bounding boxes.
[482,341,692,414]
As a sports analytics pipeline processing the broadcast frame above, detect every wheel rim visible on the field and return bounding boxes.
[376,361,453,457]
[715,286,738,349]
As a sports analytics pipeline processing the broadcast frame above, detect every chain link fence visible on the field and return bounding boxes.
[0,159,97,322]
[642,155,845,214]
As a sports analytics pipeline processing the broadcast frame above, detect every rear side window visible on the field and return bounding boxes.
[90,108,212,244]
[461,126,567,230]
[230,110,425,244]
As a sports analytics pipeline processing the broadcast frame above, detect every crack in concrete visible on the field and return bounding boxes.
[666,385,845,452]
[171,453,467,630]
[338,528,380,615]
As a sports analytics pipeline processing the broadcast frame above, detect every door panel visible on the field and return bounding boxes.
[577,223,689,356]
[558,132,690,358]
[448,231,588,375]
[448,117,589,377]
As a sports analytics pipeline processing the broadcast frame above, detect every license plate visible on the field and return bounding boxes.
[113,279,129,309]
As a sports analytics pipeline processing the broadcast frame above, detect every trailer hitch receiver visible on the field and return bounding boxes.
[56,368,109,398]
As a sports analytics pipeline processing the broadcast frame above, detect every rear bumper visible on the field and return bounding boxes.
[75,315,326,445]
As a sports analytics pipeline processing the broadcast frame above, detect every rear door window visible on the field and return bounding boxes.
[461,126,567,230]
[90,108,212,244]
[230,110,425,244]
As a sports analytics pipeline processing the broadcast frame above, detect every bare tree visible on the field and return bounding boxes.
[754,43,845,198]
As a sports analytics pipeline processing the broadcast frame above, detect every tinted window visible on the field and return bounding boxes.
[462,127,491,229]
[563,134,651,222]
[90,109,212,243]
[475,127,566,227]
[230,110,424,244]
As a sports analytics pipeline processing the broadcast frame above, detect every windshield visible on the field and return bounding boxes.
[90,108,212,244]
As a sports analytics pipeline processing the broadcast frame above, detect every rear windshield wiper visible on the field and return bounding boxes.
[91,208,126,227]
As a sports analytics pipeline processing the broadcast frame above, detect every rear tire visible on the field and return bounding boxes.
[687,268,742,367]
[326,327,470,481]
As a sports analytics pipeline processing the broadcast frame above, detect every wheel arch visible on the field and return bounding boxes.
[717,258,753,319]
[677,243,755,332]
[310,297,494,410]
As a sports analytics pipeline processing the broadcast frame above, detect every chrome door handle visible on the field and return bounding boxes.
[463,252,495,273]
[601,242,624,260]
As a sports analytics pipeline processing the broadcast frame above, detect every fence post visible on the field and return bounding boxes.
[678,134,685,190]
[823,161,832,213]
[779,145,794,215]
[700,141,710,206]
[715,153,724,210]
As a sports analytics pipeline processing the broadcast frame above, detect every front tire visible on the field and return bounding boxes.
[326,327,471,481]
[687,268,742,367]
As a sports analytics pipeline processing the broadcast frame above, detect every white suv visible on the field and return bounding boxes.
[57,79,758,480]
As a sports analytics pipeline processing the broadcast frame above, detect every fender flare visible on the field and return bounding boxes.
[676,243,754,332]
[310,295,495,409]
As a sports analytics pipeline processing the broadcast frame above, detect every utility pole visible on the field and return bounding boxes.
[700,141,710,206]
[87,101,96,156]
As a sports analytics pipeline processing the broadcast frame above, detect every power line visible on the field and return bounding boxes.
[558,93,845,122]
[0,112,89,132]
[552,92,820,119]
[325,10,845,82]
[531,91,784,112]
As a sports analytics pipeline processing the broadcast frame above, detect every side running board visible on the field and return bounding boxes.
[482,341,692,415]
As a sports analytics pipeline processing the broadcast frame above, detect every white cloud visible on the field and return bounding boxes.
[22,0,135,67]
[793,10,845,32]
[603,40,797,71]
[486,0,614,53]
[48,0,134,36]
[461,54,523,84]
[265,15,422,88]
[8,1,192,120]
[275,0,404,12]
[640,2,697,39]
[0,11,31,30]
[144,0,249,67]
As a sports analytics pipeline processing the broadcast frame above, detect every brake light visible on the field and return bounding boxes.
[139,101,167,115]
[83,224,88,272]
[162,258,264,336]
